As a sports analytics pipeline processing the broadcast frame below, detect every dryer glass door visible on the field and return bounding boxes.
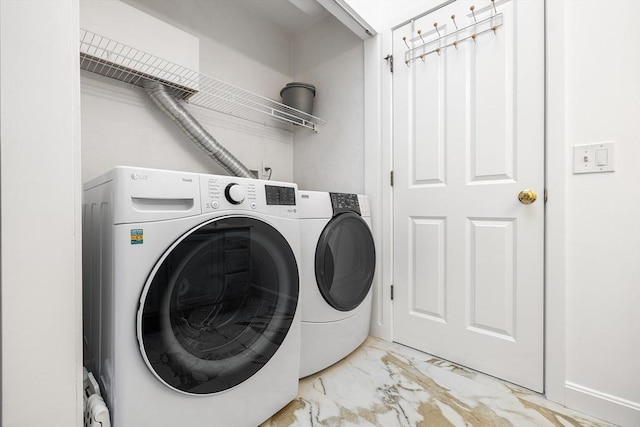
[138,216,298,395]
[315,212,376,311]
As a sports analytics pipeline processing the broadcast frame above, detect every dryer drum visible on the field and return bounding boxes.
[138,217,299,395]
[315,212,376,312]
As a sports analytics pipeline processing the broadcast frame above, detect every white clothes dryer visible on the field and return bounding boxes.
[298,191,376,378]
[83,166,301,427]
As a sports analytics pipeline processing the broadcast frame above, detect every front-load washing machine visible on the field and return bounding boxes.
[82,166,301,427]
[297,191,376,378]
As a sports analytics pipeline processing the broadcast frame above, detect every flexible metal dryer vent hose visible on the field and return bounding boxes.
[142,80,254,178]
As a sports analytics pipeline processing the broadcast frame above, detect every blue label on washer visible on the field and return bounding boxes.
[131,229,143,244]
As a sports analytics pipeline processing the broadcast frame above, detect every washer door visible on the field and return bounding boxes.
[315,212,376,312]
[138,216,299,395]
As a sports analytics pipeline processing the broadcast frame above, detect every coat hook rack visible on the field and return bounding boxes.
[403,0,504,66]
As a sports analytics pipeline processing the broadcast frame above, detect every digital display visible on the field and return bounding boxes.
[265,185,296,205]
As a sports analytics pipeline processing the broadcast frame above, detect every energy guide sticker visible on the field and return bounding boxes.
[130,229,143,244]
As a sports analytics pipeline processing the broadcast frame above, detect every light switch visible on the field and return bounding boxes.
[573,142,615,174]
[596,149,608,166]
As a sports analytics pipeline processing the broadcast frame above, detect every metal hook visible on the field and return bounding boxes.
[433,23,441,56]
[451,14,459,49]
[403,36,410,49]
[419,54,425,62]
[470,5,477,23]
[491,0,497,16]
[417,29,425,45]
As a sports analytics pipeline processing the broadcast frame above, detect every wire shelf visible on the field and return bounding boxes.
[79,28,324,132]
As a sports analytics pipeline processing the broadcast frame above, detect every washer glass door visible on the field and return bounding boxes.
[315,212,376,311]
[138,216,298,395]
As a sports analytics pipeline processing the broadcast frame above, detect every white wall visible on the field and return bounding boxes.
[379,0,445,29]
[1,1,82,425]
[122,0,292,100]
[80,0,200,72]
[84,0,368,190]
[347,0,447,31]
[81,73,294,182]
[551,1,640,425]
[292,15,365,193]
[344,0,381,33]
[81,0,296,183]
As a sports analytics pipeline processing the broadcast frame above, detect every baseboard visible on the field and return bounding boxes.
[565,382,640,427]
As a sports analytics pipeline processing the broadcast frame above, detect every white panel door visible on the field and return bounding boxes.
[392,0,544,391]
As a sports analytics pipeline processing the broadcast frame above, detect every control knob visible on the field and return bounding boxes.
[224,183,246,205]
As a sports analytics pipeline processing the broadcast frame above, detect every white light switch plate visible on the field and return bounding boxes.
[573,142,615,174]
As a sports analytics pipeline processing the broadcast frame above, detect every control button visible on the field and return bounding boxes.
[251,202,257,209]
[211,201,219,209]
[225,183,246,205]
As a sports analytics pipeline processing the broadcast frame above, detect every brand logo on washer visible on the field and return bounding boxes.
[181,178,193,182]
[130,173,148,180]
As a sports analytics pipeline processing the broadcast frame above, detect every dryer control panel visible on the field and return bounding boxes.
[330,193,361,216]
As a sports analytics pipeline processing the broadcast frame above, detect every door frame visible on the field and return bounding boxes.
[363,0,568,406]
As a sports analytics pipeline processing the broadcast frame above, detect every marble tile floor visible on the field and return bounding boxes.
[262,337,614,427]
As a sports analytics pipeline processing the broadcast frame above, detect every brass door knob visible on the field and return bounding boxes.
[518,189,537,205]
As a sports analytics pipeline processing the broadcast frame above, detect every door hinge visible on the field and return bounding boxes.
[390,170,394,186]
[384,54,393,73]
[544,189,548,203]
[390,284,394,300]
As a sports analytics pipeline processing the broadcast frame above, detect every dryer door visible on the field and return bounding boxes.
[137,216,299,395]
[315,212,376,312]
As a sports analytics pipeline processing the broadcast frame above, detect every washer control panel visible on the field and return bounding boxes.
[200,174,297,216]
[330,192,361,216]
[205,177,258,210]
